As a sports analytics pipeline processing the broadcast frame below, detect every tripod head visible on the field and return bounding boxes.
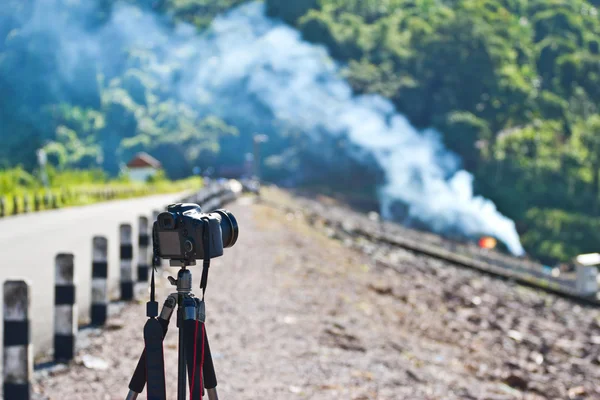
[168,267,193,295]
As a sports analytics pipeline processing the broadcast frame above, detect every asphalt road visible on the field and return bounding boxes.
[0,192,187,358]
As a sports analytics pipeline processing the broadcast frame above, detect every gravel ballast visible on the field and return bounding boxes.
[33,192,600,399]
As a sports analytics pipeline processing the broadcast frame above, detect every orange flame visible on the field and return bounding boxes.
[479,236,497,249]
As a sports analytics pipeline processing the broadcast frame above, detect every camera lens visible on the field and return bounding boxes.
[214,209,238,248]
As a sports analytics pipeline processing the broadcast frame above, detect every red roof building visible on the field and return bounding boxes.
[126,152,162,182]
[126,152,162,169]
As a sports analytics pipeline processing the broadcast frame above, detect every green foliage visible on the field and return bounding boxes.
[0,166,203,214]
[267,0,600,262]
[146,169,167,183]
[2,0,600,262]
[0,0,241,177]
[159,0,249,28]
[522,208,600,264]
[267,0,318,25]
[0,168,37,194]
[0,167,108,195]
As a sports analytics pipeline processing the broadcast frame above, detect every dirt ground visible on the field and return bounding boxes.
[33,192,600,399]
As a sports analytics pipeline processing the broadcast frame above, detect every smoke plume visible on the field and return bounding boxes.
[11,1,525,255]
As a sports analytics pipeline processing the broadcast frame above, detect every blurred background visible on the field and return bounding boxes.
[1,0,600,268]
[2,2,600,399]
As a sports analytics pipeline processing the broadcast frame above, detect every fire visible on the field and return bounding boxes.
[479,236,497,250]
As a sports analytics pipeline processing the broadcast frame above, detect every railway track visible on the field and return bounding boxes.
[261,191,600,306]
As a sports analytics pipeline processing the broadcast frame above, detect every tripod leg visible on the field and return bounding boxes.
[144,316,167,399]
[126,294,177,398]
[202,331,217,389]
[202,330,219,400]
[184,318,202,399]
[192,299,218,400]
[179,295,203,400]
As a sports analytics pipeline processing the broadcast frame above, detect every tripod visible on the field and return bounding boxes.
[125,267,219,400]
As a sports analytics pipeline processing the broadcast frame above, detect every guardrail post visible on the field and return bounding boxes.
[12,195,19,215]
[576,265,598,296]
[120,224,134,301]
[91,236,109,326]
[138,216,150,282]
[3,280,32,399]
[54,254,76,363]
[23,195,29,213]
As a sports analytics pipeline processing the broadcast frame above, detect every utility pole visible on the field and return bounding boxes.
[253,134,269,199]
[253,134,269,182]
[37,149,49,188]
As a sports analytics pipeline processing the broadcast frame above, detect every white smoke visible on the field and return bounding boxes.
[15,1,525,255]
[178,3,525,255]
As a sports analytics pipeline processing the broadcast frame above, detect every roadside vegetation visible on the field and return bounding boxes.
[0,167,202,215]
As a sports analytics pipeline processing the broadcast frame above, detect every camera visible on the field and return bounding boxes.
[154,203,238,266]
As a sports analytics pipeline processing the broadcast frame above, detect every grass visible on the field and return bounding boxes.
[0,167,203,215]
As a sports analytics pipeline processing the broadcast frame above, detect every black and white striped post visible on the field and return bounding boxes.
[3,280,32,399]
[91,236,109,326]
[12,195,19,215]
[23,195,29,213]
[137,216,150,282]
[34,194,41,212]
[120,224,134,301]
[54,254,77,363]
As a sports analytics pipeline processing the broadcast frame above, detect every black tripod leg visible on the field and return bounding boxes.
[191,299,218,399]
[183,317,202,398]
[181,296,202,399]
[202,329,218,391]
[127,295,176,398]
[144,318,167,400]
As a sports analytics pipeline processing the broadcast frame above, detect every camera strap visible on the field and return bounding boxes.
[200,218,211,300]
[144,265,167,399]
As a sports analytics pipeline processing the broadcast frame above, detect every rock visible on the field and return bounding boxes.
[48,364,69,377]
[507,330,523,343]
[80,355,109,370]
[568,386,587,399]
[530,351,544,365]
[322,326,366,352]
[289,385,302,394]
[406,369,423,382]
[105,320,125,331]
[368,282,393,295]
[503,373,528,390]
[282,315,297,325]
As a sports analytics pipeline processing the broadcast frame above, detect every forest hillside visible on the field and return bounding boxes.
[1,0,599,263]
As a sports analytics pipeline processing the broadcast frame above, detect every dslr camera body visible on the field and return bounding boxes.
[154,203,238,266]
